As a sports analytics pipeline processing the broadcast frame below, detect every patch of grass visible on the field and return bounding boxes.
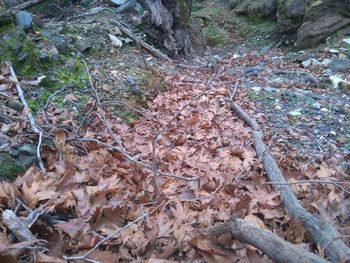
[118,111,139,124]
[203,26,227,46]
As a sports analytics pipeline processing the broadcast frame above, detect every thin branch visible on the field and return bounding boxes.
[63,201,168,262]
[37,131,45,171]
[8,63,40,134]
[72,137,199,182]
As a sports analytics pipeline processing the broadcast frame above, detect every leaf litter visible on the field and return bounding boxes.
[0,49,349,262]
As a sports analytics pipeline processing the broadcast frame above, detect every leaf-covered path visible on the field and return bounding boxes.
[1,49,349,262]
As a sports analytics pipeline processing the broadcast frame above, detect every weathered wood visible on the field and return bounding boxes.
[2,210,36,241]
[211,219,330,263]
[230,100,350,262]
[12,0,49,11]
[140,0,193,57]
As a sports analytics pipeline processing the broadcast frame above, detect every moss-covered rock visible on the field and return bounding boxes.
[202,25,227,46]
[276,0,307,33]
[0,153,25,181]
[234,0,276,19]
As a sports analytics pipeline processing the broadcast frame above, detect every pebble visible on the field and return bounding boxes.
[312,102,321,110]
[251,86,262,92]
[320,108,329,112]
[302,58,319,67]
[288,110,302,116]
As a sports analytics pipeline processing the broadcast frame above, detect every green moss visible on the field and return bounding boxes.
[193,7,223,20]
[229,0,238,9]
[0,153,25,181]
[118,111,139,124]
[203,25,227,46]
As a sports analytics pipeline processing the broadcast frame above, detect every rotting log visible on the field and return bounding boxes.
[211,218,330,263]
[230,94,350,262]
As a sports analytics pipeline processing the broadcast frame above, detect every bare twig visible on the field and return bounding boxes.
[37,131,44,171]
[8,63,40,134]
[82,60,100,105]
[10,0,49,11]
[74,137,199,182]
[63,201,168,263]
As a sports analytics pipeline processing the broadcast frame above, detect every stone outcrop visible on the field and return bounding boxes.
[296,0,350,48]
[234,0,276,18]
[276,0,306,33]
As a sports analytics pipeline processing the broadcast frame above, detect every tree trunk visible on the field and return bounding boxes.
[140,0,193,58]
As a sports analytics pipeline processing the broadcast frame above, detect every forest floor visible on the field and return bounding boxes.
[0,1,350,263]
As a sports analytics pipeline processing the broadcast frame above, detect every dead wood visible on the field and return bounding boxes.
[140,0,193,57]
[110,18,171,61]
[211,218,330,263]
[2,210,36,242]
[230,95,350,262]
[11,0,49,11]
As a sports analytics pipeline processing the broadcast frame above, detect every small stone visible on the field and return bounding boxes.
[108,34,123,47]
[320,108,329,112]
[343,38,350,46]
[6,100,24,112]
[329,49,339,54]
[329,75,343,89]
[329,131,336,136]
[312,102,321,110]
[302,58,319,68]
[19,144,36,156]
[288,110,302,116]
[251,86,262,92]
[75,38,92,52]
[15,11,32,30]
[336,136,348,144]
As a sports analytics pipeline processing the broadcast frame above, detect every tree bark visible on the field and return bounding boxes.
[140,0,193,58]
[211,219,330,263]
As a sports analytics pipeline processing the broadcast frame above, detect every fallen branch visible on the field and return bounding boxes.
[63,201,168,263]
[8,63,45,171]
[211,218,330,263]
[11,0,49,11]
[2,210,36,241]
[230,87,350,262]
[9,64,40,134]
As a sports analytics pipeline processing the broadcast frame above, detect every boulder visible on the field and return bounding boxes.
[234,0,276,18]
[296,0,350,48]
[276,0,307,34]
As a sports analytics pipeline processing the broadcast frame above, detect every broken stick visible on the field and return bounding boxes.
[211,218,330,263]
[230,87,350,262]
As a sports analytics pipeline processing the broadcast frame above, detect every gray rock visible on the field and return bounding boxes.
[235,0,276,18]
[6,100,24,112]
[19,144,36,156]
[276,0,307,33]
[115,0,137,13]
[15,11,32,30]
[296,0,350,48]
[327,58,350,72]
[75,38,92,52]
